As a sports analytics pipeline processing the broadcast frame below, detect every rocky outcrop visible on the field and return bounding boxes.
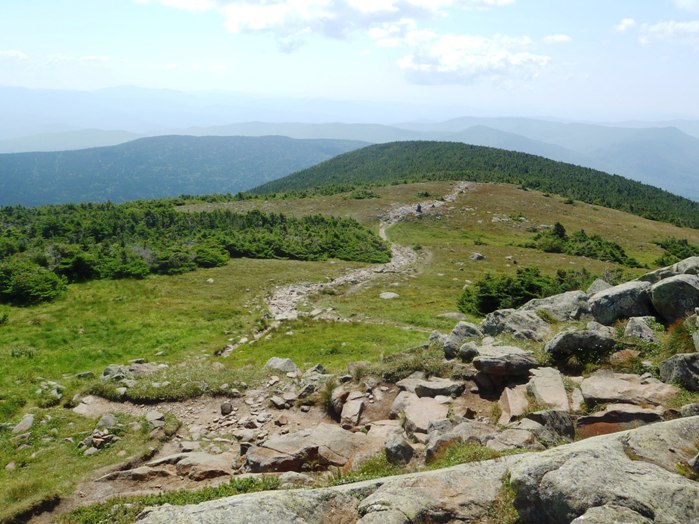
[137,417,699,524]
[510,417,699,523]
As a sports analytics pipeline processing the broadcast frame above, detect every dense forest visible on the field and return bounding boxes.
[0,201,389,305]
[0,135,366,207]
[252,142,699,229]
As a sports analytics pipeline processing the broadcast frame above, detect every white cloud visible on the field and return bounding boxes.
[639,19,699,46]
[134,0,517,44]
[675,0,699,13]
[396,33,549,84]
[615,18,636,32]
[0,49,30,61]
[542,34,571,44]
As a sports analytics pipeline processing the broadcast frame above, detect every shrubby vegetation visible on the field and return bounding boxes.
[653,237,699,266]
[457,266,594,316]
[525,222,641,268]
[0,201,389,305]
[252,142,699,228]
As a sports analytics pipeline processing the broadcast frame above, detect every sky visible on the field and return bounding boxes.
[1,0,699,121]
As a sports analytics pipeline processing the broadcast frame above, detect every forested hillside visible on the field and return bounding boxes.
[253,141,699,228]
[0,135,366,206]
[0,201,389,305]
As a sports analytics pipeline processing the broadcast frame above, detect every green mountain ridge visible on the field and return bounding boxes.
[252,141,699,229]
[0,135,367,207]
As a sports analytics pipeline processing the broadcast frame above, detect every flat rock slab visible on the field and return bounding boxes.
[580,370,677,406]
[402,395,451,435]
[146,452,235,480]
[12,414,34,434]
[576,403,664,438]
[414,378,465,398]
[527,367,569,411]
[244,423,382,473]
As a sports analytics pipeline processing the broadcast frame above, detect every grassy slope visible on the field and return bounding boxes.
[196,182,699,330]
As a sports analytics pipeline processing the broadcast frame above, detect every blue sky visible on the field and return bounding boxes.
[1,0,699,120]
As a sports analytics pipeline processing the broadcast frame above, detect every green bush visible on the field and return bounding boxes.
[0,261,67,305]
[654,237,699,266]
[458,266,593,316]
[526,222,640,267]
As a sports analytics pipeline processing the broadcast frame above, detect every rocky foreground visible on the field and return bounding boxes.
[138,416,699,523]
[22,256,697,521]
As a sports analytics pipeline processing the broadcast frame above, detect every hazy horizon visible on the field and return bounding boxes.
[3,1,699,124]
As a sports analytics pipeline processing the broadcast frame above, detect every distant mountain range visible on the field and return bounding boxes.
[1,86,698,201]
[0,135,366,206]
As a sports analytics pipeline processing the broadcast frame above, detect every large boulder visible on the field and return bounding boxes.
[520,290,589,321]
[580,370,678,406]
[472,345,539,379]
[588,280,654,325]
[659,353,699,391]
[544,329,616,366]
[586,279,612,295]
[650,274,699,323]
[674,256,699,275]
[443,321,483,359]
[480,309,551,341]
